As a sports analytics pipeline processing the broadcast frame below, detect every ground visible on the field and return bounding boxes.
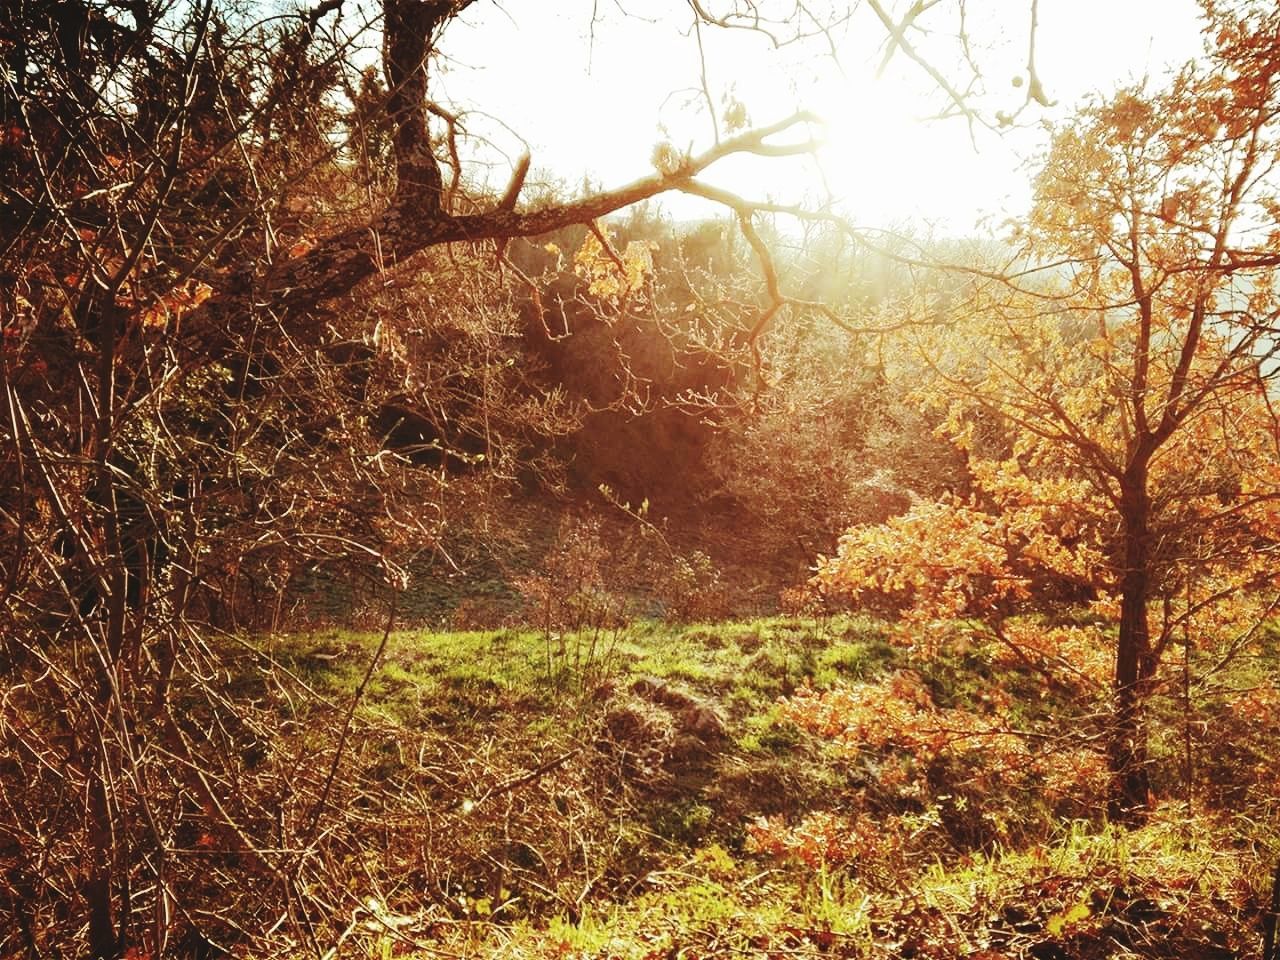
[252,614,1278,959]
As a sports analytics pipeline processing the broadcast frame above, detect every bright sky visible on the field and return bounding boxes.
[437,1,1207,231]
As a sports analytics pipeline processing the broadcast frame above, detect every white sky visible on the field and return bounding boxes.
[435,1,1207,231]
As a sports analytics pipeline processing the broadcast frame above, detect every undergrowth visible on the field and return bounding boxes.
[250,614,1278,960]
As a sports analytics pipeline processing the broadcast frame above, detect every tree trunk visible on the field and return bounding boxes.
[1111,473,1155,823]
[86,757,118,960]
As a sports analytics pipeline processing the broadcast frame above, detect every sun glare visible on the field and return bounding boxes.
[811,76,1026,229]
[446,1,1205,229]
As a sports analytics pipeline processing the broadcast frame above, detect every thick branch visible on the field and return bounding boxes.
[185,112,820,353]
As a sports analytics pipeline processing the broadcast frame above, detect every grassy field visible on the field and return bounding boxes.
[244,614,1280,959]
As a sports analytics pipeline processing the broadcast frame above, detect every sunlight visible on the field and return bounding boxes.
[690,0,1206,229]
[442,0,1205,229]
[10,0,1280,953]
[810,75,1026,228]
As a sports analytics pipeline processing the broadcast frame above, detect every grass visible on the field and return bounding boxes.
[412,809,1267,959]
[268,615,892,719]
[249,613,1279,960]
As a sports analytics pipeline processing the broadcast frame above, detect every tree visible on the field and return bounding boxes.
[816,0,1280,821]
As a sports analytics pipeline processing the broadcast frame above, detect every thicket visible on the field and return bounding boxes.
[0,2,925,953]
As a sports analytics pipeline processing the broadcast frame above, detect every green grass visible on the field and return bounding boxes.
[263,614,894,720]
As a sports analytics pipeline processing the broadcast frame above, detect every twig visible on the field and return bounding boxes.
[305,596,397,840]
[472,749,579,808]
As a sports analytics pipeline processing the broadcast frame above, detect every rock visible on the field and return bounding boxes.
[679,703,726,741]
[631,677,726,741]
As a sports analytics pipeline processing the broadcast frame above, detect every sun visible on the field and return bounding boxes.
[678,24,1035,231]
[444,1,1203,230]
[681,0,1203,231]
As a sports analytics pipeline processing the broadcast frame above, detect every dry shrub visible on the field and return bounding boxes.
[448,596,515,631]
[602,697,681,791]
[657,550,733,624]
[777,670,1112,847]
[514,514,631,637]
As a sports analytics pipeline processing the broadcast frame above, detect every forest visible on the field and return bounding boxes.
[2,0,1280,957]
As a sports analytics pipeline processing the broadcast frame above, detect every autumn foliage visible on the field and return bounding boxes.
[2,0,1280,956]
[814,0,1280,820]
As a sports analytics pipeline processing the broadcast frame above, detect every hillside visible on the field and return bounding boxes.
[198,615,1280,959]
